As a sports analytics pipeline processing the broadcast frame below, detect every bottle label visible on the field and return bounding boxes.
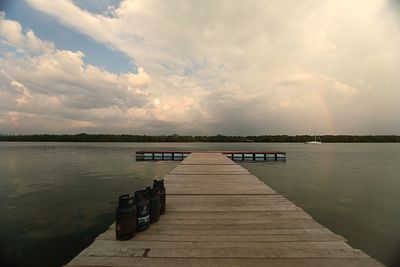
[138,215,150,223]
[139,205,148,216]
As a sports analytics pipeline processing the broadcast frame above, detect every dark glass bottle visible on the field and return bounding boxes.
[146,186,160,223]
[134,189,150,232]
[153,179,166,215]
[115,194,136,240]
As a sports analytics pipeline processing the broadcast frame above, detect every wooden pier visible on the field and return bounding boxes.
[136,150,286,161]
[66,152,382,267]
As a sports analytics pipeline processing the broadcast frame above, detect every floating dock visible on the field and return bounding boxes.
[66,152,382,267]
[136,150,286,161]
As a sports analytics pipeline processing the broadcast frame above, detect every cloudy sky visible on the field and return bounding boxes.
[0,0,399,135]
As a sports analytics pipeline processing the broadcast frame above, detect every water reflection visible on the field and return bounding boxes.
[0,143,177,266]
[241,143,400,267]
[0,142,399,266]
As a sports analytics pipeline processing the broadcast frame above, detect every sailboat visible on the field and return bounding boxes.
[305,136,322,144]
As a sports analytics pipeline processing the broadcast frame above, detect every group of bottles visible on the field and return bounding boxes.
[115,179,166,240]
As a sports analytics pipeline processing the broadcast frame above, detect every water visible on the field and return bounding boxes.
[0,142,399,266]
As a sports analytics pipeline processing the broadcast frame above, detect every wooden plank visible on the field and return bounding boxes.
[170,170,251,175]
[166,196,289,202]
[113,228,334,236]
[165,181,267,186]
[167,187,277,195]
[80,247,368,259]
[172,165,249,170]
[153,218,318,225]
[68,257,382,267]
[170,165,250,175]
[167,194,287,201]
[166,181,266,186]
[159,210,313,219]
[166,200,293,205]
[133,222,323,230]
[165,204,300,211]
[166,188,277,194]
[165,174,262,180]
[166,185,269,189]
[181,158,235,165]
[167,192,277,196]
[166,198,289,203]
[107,218,321,226]
[97,232,347,242]
[81,240,353,251]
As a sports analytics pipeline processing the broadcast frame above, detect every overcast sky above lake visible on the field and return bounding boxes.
[0,0,399,135]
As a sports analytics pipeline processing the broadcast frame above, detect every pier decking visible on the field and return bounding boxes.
[66,152,382,267]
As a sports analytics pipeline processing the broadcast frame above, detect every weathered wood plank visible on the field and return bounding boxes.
[108,218,321,229]
[165,204,300,211]
[166,195,287,200]
[156,210,313,219]
[165,181,267,186]
[97,233,346,242]
[166,196,290,203]
[155,218,318,225]
[125,222,322,230]
[165,174,263,181]
[167,190,277,195]
[167,196,286,201]
[67,257,383,267]
[167,189,277,195]
[103,225,337,235]
[166,199,289,204]
[181,159,236,165]
[108,218,321,227]
[81,240,353,251]
[166,201,293,206]
[80,247,368,259]
[170,165,250,175]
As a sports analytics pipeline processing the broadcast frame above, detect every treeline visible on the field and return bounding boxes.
[0,134,399,142]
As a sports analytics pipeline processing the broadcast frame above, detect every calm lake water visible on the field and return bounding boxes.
[0,142,399,266]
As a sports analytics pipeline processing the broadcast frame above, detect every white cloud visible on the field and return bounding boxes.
[0,13,23,45]
[2,1,400,134]
[0,12,54,52]
[0,14,163,133]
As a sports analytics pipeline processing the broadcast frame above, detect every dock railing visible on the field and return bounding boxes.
[136,150,286,162]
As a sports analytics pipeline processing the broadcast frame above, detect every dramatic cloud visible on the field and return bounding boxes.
[1,0,400,134]
[0,12,54,52]
[0,12,157,133]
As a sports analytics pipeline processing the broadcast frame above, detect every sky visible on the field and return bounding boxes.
[0,0,399,135]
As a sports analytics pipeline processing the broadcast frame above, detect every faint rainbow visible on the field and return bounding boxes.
[315,92,336,135]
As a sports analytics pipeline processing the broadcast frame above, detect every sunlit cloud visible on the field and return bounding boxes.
[1,0,400,134]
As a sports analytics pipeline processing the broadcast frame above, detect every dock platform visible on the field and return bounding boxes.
[136,150,286,161]
[66,152,382,267]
